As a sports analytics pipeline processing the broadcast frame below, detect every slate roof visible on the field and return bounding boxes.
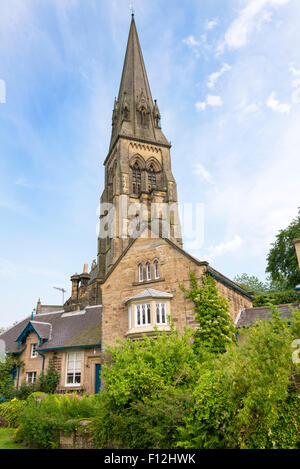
[0,306,102,354]
[125,288,173,304]
[235,303,300,327]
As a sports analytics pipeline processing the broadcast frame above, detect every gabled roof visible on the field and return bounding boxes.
[0,306,102,354]
[235,303,300,328]
[125,288,173,304]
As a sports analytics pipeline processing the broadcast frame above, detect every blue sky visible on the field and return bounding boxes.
[1,0,300,327]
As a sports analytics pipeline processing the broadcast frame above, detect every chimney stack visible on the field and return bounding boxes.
[70,273,80,300]
[80,264,91,294]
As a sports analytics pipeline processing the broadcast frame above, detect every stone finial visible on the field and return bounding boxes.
[83,264,89,274]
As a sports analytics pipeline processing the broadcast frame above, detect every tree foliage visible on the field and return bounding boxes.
[0,356,21,400]
[234,273,270,294]
[266,208,300,290]
[178,309,300,449]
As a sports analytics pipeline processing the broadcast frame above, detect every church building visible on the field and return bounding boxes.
[0,16,253,394]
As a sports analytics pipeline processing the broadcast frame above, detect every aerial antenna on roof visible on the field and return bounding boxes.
[130,2,135,16]
[53,286,66,305]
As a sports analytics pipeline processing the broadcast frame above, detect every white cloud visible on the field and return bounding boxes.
[205,236,244,262]
[195,95,223,111]
[182,35,200,48]
[194,164,214,184]
[219,0,290,51]
[207,95,223,106]
[266,91,291,113]
[207,63,231,89]
[196,95,223,111]
[205,18,219,30]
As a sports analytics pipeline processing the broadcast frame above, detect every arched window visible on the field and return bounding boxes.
[132,162,141,194]
[154,260,159,279]
[146,262,151,281]
[148,164,156,191]
[138,264,143,283]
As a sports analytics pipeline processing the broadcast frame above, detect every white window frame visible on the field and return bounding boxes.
[154,261,159,280]
[138,264,143,283]
[31,343,38,359]
[128,305,132,330]
[65,352,83,387]
[156,303,167,325]
[146,262,151,281]
[135,303,151,327]
[26,371,36,384]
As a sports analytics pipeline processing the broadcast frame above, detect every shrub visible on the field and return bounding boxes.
[0,356,21,400]
[93,390,193,449]
[0,400,27,428]
[37,358,60,394]
[19,393,101,448]
[177,311,300,449]
[14,382,36,400]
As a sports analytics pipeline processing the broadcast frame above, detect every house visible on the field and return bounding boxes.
[0,15,253,394]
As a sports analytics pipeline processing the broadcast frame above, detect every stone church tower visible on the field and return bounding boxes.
[63,15,252,342]
[97,15,182,279]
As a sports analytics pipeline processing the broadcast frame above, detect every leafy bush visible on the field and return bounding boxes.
[0,356,21,400]
[19,393,101,448]
[14,382,36,400]
[37,358,60,394]
[101,325,199,411]
[93,390,193,449]
[0,399,27,428]
[177,310,300,449]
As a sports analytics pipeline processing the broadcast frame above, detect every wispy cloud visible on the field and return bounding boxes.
[207,63,231,89]
[205,236,244,262]
[218,0,290,52]
[266,91,291,113]
[194,163,214,185]
[205,18,219,31]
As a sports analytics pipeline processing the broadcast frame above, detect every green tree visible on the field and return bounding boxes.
[234,273,269,293]
[181,273,236,354]
[266,208,300,290]
[0,356,21,400]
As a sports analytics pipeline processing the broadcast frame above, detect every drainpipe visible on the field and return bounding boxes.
[37,350,46,373]
[16,365,20,389]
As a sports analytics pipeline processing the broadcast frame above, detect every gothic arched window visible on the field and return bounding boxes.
[138,264,143,283]
[132,162,141,194]
[148,164,156,191]
[154,260,159,279]
[146,262,151,281]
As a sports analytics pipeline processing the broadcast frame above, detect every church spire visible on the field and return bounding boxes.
[109,15,169,151]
